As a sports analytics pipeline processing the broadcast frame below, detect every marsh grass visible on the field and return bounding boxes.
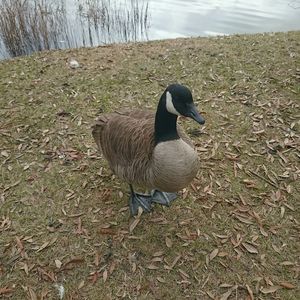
[0,0,149,58]
[0,0,68,57]
[77,0,149,45]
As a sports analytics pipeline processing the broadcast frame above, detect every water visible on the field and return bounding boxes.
[0,0,299,59]
[148,0,300,39]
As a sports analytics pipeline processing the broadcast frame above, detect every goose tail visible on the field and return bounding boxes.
[92,115,110,153]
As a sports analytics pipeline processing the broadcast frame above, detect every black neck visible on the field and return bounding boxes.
[154,93,179,144]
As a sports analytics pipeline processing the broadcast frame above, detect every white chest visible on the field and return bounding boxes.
[152,139,199,192]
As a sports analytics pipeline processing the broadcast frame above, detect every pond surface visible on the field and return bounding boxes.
[148,0,300,38]
[0,0,299,59]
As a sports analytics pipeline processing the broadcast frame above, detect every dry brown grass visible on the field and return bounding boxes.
[0,31,299,299]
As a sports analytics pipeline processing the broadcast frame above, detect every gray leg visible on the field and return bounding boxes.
[129,185,152,216]
[151,190,177,206]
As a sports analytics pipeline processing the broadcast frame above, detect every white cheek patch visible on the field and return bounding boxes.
[166,91,180,116]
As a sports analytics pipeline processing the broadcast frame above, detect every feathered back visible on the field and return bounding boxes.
[92,110,156,185]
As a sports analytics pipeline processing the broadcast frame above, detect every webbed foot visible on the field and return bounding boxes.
[129,185,152,216]
[151,190,177,206]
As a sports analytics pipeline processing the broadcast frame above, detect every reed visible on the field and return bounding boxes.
[0,0,68,57]
[76,0,149,45]
[0,0,150,58]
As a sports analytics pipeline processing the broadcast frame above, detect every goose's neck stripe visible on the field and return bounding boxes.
[166,91,180,116]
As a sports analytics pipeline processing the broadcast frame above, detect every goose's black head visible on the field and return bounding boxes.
[155,84,205,144]
[164,84,205,124]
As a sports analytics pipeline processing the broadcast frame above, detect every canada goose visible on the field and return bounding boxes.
[92,84,205,215]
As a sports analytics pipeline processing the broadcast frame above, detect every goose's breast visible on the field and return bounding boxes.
[152,139,199,192]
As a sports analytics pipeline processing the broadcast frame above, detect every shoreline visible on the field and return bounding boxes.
[0,30,299,62]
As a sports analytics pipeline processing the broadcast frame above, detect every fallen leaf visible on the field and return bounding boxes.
[55,259,62,269]
[36,241,49,252]
[129,218,140,233]
[157,276,165,283]
[220,285,238,300]
[219,283,233,288]
[40,289,50,300]
[78,280,85,289]
[178,269,189,278]
[103,269,108,282]
[15,236,24,252]
[280,261,294,266]
[152,257,163,262]
[28,288,37,300]
[165,237,173,248]
[37,267,56,282]
[209,248,219,261]
[259,226,268,237]
[36,237,57,252]
[61,257,84,271]
[147,264,159,270]
[279,282,296,289]
[272,243,281,253]
[260,286,281,294]
[19,262,29,275]
[109,260,117,274]
[151,251,163,258]
[246,284,254,300]
[242,242,258,254]
[220,289,233,300]
[235,215,253,224]
[165,255,181,270]
[1,150,9,157]
[4,180,21,192]
[0,287,13,295]
[99,228,116,235]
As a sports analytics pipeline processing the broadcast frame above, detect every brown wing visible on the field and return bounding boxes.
[116,109,155,120]
[92,110,155,184]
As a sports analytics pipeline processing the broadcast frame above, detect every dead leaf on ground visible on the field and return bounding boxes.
[78,280,85,289]
[260,285,281,294]
[246,284,254,300]
[55,259,62,269]
[157,276,166,283]
[220,285,237,300]
[152,251,164,257]
[103,269,108,282]
[28,287,37,300]
[209,248,219,261]
[129,217,140,233]
[165,237,173,248]
[147,264,159,270]
[60,257,84,271]
[280,282,296,289]
[0,287,13,295]
[242,242,258,254]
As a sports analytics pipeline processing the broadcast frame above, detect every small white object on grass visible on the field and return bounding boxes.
[69,59,80,69]
[54,284,65,299]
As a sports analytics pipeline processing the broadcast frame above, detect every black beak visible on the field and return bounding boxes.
[186,103,205,125]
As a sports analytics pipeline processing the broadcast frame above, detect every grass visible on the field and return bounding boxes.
[0,31,299,299]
